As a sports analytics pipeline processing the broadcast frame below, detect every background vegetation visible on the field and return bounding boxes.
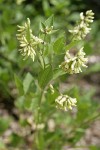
[0,0,100,150]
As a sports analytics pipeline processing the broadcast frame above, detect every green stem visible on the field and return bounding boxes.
[41,54,46,69]
[36,50,45,69]
[35,88,45,149]
[35,34,52,149]
[40,33,47,69]
[42,33,46,55]
[35,78,53,149]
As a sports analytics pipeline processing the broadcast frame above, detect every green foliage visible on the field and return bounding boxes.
[38,65,53,88]
[53,36,65,54]
[23,73,33,94]
[0,0,100,150]
[14,74,24,95]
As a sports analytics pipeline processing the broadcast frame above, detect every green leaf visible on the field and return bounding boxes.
[14,74,24,95]
[15,96,25,110]
[23,93,39,111]
[65,40,79,51]
[53,36,65,54]
[23,73,33,94]
[53,69,65,80]
[40,22,46,31]
[29,97,39,111]
[45,14,54,27]
[38,65,53,88]
[24,97,33,110]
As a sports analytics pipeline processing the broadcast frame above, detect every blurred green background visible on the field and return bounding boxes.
[0,0,100,150]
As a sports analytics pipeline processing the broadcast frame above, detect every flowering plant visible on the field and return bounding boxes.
[15,10,94,149]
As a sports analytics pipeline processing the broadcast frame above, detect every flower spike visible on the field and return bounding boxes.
[16,18,44,61]
[69,10,94,40]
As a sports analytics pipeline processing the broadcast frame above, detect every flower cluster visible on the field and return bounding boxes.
[60,47,88,74]
[69,10,94,40]
[16,18,44,61]
[55,94,77,111]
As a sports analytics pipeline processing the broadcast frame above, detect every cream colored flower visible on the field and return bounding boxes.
[16,18,44,61]
[69,10,94,40]
[60,47,88,74]
[55,94,77,111]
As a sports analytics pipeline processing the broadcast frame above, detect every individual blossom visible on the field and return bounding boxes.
[55,94,77,111]
[60,47,88,74]
[69,10,94,40]
[16,18,44,61]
